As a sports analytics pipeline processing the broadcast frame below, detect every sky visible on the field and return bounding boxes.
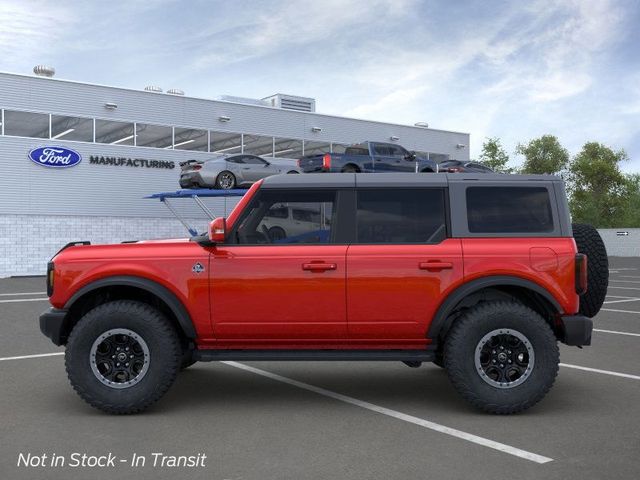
[1,0,639,171]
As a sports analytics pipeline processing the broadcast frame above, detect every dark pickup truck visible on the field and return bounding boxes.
[298,141,438,173]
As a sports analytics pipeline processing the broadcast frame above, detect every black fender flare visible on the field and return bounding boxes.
[427,275,563,341]
[65,275,196,339]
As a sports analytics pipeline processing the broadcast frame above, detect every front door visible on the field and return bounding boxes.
[346,188,463,344]
[210,188,348,343]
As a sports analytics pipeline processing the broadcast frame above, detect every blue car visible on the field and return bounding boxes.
[298,141,438,174]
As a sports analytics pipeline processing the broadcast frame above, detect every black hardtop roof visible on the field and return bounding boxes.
[261,172,562,189]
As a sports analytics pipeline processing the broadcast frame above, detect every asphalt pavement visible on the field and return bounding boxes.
[1,257,639,480]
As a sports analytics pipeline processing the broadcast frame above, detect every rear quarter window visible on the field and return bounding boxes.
[466,187,554,233]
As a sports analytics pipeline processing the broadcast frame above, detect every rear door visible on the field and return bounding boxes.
[346,187,463,343]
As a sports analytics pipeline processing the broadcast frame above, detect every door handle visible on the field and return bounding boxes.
[302,262,337,272]
[419,261,453,271]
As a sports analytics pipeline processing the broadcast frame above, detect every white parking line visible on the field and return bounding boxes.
[0,352,63,362]
[0,298,49,304]
[609,280,640,284]
[601,308,640,314]
[0,292,47,296]
[594,328,640,338]
[606,286,640,292]
[560,363,640,380]
[603,298,640,304]
[222,361,553,464]
[609,268,637,271]
[616,275,640,279]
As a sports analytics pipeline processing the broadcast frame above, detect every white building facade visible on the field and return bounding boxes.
[0,71,470,277]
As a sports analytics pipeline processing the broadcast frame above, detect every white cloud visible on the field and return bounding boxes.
[0,0,74,66]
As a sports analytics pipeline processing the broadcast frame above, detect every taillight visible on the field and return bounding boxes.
[447,167,463,173]
[46,261,55,297]
[297,158,301,167]
[575,254,588,295]
[322,153,331,170]
[192,165,202,171]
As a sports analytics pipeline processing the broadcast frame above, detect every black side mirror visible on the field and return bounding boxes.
[405,152,416,160]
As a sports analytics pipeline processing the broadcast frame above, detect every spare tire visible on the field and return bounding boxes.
[572,223,608,317]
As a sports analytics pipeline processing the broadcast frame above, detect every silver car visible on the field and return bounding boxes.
[179,154,300,189]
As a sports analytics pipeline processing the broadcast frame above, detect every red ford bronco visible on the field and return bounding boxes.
[39,173,608,414]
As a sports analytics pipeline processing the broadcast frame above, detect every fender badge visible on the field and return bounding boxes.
[192,262,205,274]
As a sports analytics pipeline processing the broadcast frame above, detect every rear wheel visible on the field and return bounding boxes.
[215,171,236,190]
[287,170,299,174]
[341,165,358,173]
[444,301,559,414]
[65,300,182,414]
[572,223,608,317]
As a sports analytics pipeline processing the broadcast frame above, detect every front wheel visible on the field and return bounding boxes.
[444,301,559,414]
[65,300,182,414]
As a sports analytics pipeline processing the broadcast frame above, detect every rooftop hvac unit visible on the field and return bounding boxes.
[144,85,163,92]
[167,88,185,96]
[262,94,316,112]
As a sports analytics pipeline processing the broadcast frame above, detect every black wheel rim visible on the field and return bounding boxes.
[474,329,534,389]
[90,328,150,389]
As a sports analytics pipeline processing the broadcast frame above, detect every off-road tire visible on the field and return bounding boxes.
[572,223,608,318]
[65,300,182,414]
[444,301,559,414]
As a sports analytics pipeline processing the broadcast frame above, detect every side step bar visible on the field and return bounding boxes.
[194,349,435,362]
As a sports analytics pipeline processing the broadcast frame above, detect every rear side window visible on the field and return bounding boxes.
[466,187,553,233]
[356,189,446,244]
[345,147,369,156]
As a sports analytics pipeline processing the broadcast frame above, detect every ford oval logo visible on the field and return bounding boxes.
[28,146,82,168]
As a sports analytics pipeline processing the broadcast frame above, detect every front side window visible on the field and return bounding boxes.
[234,190,335,244]
[466,186,554,233]
[356,189,447,244]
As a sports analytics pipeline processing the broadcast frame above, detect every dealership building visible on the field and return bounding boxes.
[0,68,470,277]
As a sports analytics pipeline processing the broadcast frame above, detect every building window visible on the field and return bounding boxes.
[243,134,274,156]
[173,127,208,151]
[51,115,93,142]
[210,131,243,154]
[303,140,331,156]
[135,123,172,148]
[356,189,447,244]
[273,137,303,159]
[95,119,135,145]
[4,110,49,138]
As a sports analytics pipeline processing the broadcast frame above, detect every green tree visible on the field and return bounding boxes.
[478,137,513,173]
[516,135,569,175]
[619,174,640,227]
[568,142,631,227]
